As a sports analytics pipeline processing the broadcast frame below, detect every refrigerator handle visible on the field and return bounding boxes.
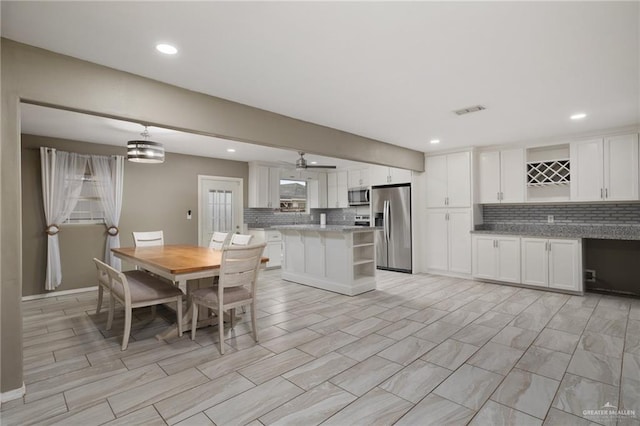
[385,200,391,242]
[365,189,370,203]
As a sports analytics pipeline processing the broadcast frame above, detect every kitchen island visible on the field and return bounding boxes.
[271,225,376,296]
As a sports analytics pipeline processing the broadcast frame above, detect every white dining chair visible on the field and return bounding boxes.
[131,230,166,318]
[95,264,110,315]
[132,230,164,247]
[230,233,253,246]
[209,232,229,250]
[93,258,184,350]
[190,243,266,354]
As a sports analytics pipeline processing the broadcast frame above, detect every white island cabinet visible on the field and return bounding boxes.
[272,225,376,296]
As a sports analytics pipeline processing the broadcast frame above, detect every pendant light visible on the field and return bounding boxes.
[127,126,165,163]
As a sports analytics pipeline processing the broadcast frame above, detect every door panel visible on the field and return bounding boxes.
[496,237,521,283]
[426,210,448,270]
[472,236,496,279]
[604,134,639,201]
[446,152,471,207]
[479,151,501,203]
[548,239,581,291]
[425,155,448,208]
[521,238,548,287]
[448,210,471,274]
[500,149,525,203]
[571,139,604,201]
[387,186,411,271]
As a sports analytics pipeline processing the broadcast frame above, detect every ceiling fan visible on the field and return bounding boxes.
[294,152,336,170]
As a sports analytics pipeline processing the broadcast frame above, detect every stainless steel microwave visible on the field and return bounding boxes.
[348,188,370,206]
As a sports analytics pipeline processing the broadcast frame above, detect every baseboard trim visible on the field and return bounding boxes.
[22,286,98,301]
[1,383,25,403]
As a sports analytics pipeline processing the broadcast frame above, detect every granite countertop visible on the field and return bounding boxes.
[271,224,377,232]
[472,224,640,241]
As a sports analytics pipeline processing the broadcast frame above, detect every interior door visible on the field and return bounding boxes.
[198,176,243,247]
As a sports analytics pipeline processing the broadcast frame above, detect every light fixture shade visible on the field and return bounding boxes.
[127,140,165,163]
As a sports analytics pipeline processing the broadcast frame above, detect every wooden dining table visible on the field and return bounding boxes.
[111,244,268,340]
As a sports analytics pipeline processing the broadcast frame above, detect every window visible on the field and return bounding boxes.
[64,166,105,224]
[208,189,233,232]
[279,179,307,212]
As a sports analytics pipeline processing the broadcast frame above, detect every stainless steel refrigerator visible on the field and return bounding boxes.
[372,183,412,273]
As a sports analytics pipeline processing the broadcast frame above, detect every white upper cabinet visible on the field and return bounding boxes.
[307,172,327,209]
[479,148,525,203]
[348,167,370,188]
[248,163,280,208]
[604,134,639,200]
[327,171,348,208]
[369,165,411,186]
[571,134,639,201]
[426,151,471,208]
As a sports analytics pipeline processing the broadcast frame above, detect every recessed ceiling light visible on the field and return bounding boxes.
[226,148,236,153]
[570,113,587,120]
[430,139,440,144]
[156,43,178,55]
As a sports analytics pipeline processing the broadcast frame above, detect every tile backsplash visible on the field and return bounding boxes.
[482,203,640,225]
[244,208,358,228]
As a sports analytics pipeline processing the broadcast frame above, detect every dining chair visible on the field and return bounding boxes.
[209,232,229,250]
[95,265,110,315]
[132,230,164,247]
[93,258,184,350]
[229,233,253,246]
[190,243,266,354]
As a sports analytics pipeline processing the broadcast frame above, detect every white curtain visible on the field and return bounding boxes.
[40,148,89,290]
[90,155,125,270]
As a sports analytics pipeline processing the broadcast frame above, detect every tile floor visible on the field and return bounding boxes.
[2,270,640,425]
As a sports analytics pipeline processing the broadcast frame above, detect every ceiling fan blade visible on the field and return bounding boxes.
[304,165,337,169]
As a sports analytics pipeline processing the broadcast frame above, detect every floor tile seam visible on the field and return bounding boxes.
[486,397,549,422]
[24,355,94,387]
[252,376,337,425]
[617,313,632,412]
[568,305,626,390]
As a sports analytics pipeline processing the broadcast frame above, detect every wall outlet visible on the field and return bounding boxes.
[343,215,346,220]
[310,214,314,221]
[585,269,596,282]
[547,215,554,223]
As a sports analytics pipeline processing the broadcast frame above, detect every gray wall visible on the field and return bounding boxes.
[2,38,424,394]
[22,134,248,297]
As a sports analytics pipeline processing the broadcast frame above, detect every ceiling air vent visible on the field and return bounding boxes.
[454,105,486,116]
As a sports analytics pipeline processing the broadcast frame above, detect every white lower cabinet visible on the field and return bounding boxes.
[248,230,282,268]
[472,235,521,283]
[521,238,582,291]
[472,234,583,292]
[426,209,471,274]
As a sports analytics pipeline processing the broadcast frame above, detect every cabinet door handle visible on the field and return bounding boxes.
[605,188,608,198]
[600,188,604,199]
[497,192,500,201]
